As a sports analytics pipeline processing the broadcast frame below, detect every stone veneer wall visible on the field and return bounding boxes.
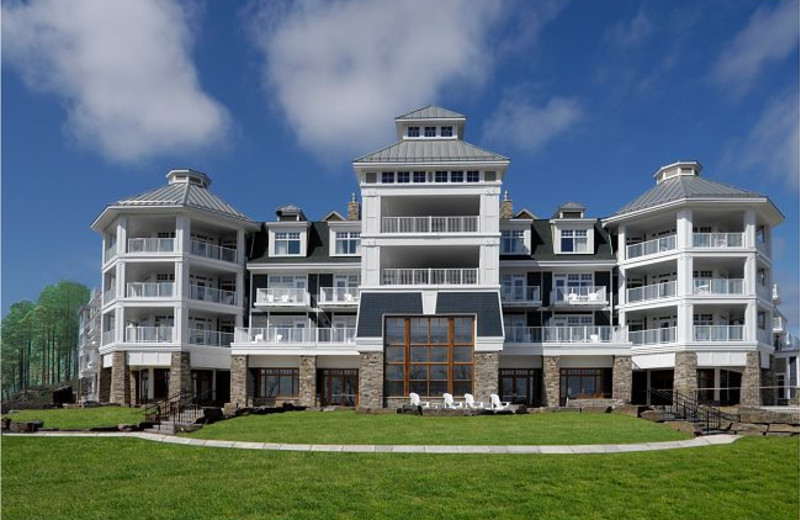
[98,367,111,403]
[473,352,499,402]
[358,352,384,409]
[129,369,137,404]
[612,356,632,403]
[761,354,775,405]
[741,351,763,406]
[673,351,697,398]
[230,355,249,407]
[299,355,317,407]
[542,356,560,407]
[110,351,129,405]
[169,352,192,397]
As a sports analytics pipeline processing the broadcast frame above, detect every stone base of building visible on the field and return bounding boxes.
[673,351,697,398]
[358,352,384,409]
[169,352,192,397]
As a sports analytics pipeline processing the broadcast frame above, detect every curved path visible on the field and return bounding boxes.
[4,431,742,454]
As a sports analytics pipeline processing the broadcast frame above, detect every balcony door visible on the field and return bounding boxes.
[502,274,526,301]
[319,369,358,406]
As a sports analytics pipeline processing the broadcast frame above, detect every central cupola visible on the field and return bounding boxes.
[395,105,467,141]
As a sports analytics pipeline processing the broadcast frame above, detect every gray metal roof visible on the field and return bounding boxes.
[355,139,508,163]
[115,182,253,223]
[613,175,763,216]
[396,106,465,120]
[559,201,586,210]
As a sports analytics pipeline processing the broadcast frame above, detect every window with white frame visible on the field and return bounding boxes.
[466,171,479,182]
[501,230,525,254]
[407,126,420,138]
[335,232,361,255]
[268,275,306,289]
[554,273,593,290]
[381,172,395,184]
[693,314,714,325]
[561,229,589,253]
[551,315,593,327]
[274,232,301,255]
[424,126,436,137]
[413,171,426,183]
[435,171,448,183]
[450,171,464,182]
[440,126,453,137]
[397,171,410,183]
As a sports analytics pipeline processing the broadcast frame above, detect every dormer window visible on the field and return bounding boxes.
[441,126,453,137]
[561,229,589,253]
[424,126,436,137]
[397,172,410,183]
[275,232,301,255]
[382,172,395,184]
[335,232,361,255]
[407,126,420,138]
[466,171,480,182]
[501,230,526,254]
[435,171,448,183]
[450,171,463,183]
[413,171,426,183]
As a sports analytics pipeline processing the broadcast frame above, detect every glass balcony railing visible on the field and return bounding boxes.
[190,240,238,263]
[552,286,607,305]
[629,327,676,346]
[692,233,744,249]
[127,237,175,254]
[124,326,174,343]
[103,286,116,305]
[504,326,627,344]
[626,235,676,259]
[104,244,117,262]
[256,288,310,305]
[126,282,174,298]
[693,278,745,296]
[501,286,541,304]
[774,316,785,332]
[381,216,479,234]
[188,329,233,347]
[381,268,478,286]
[234,327,356,345]
[627,281,676,303]
[101,330,115,346]
[319,287,360,304]
[693,325,745,342]
[189,285,237,306]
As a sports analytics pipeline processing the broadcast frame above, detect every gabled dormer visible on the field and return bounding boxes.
[551,202,594,254]
[395,105,466,141]
[267,205,311,257]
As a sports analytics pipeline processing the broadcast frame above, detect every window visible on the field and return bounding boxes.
[466,171,480,182]
[384,316,474,398]
[693,314,714,325]
[758,269,767,286]
[450,171,464,183]
[551,315,593,327]
[424,126,436,137]
[254,368,299,398]
[694,270,713,279]
[560,368,612,404]
[441,126,453,137]
[435,171,448,183]
[397,171,410,183]
[413,171,426,183]
[407,126,420,138]
[484,171,496,182]
[756,226,766,243]
[381,172,395,184]
[274,232,301,255]
[501,230,525,254]
[561,229,588,252]
[757,312,766,330]
[365,172,377,184]
[335,231,361,255]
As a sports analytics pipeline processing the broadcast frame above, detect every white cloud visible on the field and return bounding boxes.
[605,9,652,49]
[710,0,799,97]
[734,90,799,189]
[3,0,229,163]
[482,93,582,152]
[246,0,505,164]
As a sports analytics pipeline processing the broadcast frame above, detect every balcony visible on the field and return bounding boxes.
[318,287,360,307]
[501,286,541,305]
[692,232,744,249]
[773,283,781,303]
[124,326,174,343]
[692,278,745,296]
[505,326,628,344]
[626,235,676,260]
[104,244,117,263]
[189,285,237,306]
[188,329,233,347]
[255,288,310,307]
[381,268,478,286]
[381,216,479,234]
[774,316,785,333]
[629,327,676,346]
[552,286,607,306]
[627,281,676,304]
[234,327,356,346]
[190,240,238,264]
[101,330,115,346]
[756,239,769,257]
[693,325,745,342]
[127,237,176,254]
[126,282,174,299]
[103,286,117,305]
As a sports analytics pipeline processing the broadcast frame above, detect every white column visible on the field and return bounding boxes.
[744,255,757,296]
[677,254,693,297]
[235,270,245,308]
[676,210,693,250]
[617,225,627,262]
[677,301,694,344]
[744,209,757,249]
[116,216,128,255]
[175,303,188,346]
[176,215,191,254]
[175,260,188,300]
[116,262,126,300]
[236,229,246,265]
[745,301,757,343]
[115,306,126,344]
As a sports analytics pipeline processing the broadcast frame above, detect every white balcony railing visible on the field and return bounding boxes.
[627,281,676,304]
[693,278,745,296]
[256,288,310,306]
[504,326,627,344]
[124,326,174,343]
[126,282,174,299]
[190,240,238,263]
[552,286,607,305]
[235,327,356,345]
[104,244,117,263]
[693,325,745,342]
[319,287,361,305]
[381,216,479,234]
[101,330,115,346]
[501,286,541,304]
[103,286,116,305]
[692,232,744,249]
[381,268,479,286]
[629,327,676,346]
[774,316,785,332]
[189,285,237,306]
[773,283,781,302]
[188,329,233,347]
[626,234,676,259]
[127,237,175,254]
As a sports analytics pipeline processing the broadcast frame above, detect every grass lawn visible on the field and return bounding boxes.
[2,435,797,520]
[189,410,690,445]
[2,407,144,429]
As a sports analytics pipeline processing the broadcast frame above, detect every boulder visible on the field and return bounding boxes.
[201,407,225,424]
[664,421,702,436]
[610,405,642,418]
[581,406,611,414]
[731,423,767,435]
[768,423,800,434]
[9,420,43,433]
[640,410,669,422]
[738,408,800,425]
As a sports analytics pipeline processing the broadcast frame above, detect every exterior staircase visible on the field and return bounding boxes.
[143,390,210,435]
[649,389,739,435]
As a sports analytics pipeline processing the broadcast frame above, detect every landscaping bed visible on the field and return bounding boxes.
[2,406,145,430]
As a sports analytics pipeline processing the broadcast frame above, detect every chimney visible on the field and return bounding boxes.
[500,190,513,219]
[347,193,360,221]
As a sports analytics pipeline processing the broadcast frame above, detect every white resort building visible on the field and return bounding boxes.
[87,106,796,409]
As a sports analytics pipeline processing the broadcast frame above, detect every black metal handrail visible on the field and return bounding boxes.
[144,389,213,425]
[650,389,739,434]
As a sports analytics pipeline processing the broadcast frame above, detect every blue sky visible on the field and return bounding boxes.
[2,0,799,330]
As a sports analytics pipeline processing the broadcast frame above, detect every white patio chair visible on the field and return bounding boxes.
[443,393,460,409]
[409,392,430,408]
[344,292,353,302]
[280,294,290,303]
[266,293,275,303]
[490,393,510,410]
[589,333,600,342]
[464,393,483,409]
[253,333,263,343]
[588,291,599,302]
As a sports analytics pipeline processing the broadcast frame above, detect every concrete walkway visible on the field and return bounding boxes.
[4,431,742,454]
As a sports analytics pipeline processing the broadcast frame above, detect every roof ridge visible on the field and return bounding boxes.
[395,105,432,119]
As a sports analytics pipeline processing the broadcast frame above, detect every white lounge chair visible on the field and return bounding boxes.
[266,294,275,303]
[253,333,264,342]
[409,392,430,408]
[464,394,484,409]
[490,393,511,410]
[443,393,460,409]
